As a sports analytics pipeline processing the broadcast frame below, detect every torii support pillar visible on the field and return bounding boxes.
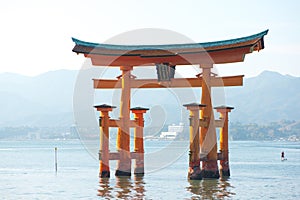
[200,64,220,179]
[130,107,149,175]
[215,106,234,177]
[116,66,133,177]
[184,103,206,180]
[94,104,116,178]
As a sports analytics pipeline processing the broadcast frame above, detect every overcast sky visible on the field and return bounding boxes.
[1,0,299,77]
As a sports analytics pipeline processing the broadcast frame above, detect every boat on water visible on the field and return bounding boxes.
[281,151,287,161]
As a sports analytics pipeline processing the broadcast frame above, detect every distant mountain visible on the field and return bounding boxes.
[0,69,300,127]
[0,70,78,126]
[226,71,300,123]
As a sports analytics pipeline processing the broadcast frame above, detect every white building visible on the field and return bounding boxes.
[160,123,184,140]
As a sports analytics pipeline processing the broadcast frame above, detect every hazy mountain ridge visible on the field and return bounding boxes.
[0,70,78,126]
[0,69,299,127]
[226,70,300,123]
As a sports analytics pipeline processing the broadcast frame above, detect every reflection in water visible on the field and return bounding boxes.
[97,178,113,199]
[98,176,146,199]
[98,175,234,199]
[133,176,146,199]
[187,178,235,199]
[115,177,133,199]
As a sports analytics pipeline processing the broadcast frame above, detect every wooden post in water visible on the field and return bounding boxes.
[54,147,57,173]
[131,107,149,175]
[94,104,116,178]
[184,103,206,180]
[215,106,234,177]
[116,66,133,177]
[199,64,220,179]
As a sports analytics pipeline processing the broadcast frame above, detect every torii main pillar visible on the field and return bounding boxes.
[115,66,133,176]
[200,64,220,179]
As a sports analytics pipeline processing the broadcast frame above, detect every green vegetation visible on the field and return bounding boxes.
[1,120,300,141]
[230,120,300,141]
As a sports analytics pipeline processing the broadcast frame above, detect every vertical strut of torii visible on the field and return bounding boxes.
[72,29,268,179]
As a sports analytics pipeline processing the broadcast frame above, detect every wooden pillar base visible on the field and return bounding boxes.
[115,157,131,177]
[201,160,220,179]
[134,154,144,175]
[220,169,230,177]
[188,166,202,180]
[134,168,144,175]
[115,170,131,177]
[115,150,132,177]
[99,171,110,178]
[220,160,230,177]
[188,158,202,180]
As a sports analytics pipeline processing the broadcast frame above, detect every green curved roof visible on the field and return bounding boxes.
[72,29,268,51]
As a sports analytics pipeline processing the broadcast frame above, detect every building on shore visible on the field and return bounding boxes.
[160,123,184,140]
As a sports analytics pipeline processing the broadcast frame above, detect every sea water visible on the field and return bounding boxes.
[0,140,299,199]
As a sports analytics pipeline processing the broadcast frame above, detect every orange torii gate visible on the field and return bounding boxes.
[72,30,268,179]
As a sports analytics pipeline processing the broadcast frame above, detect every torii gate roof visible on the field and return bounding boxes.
[72,30,268,66]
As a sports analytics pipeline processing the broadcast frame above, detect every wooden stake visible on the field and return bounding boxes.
[55,147,57,173]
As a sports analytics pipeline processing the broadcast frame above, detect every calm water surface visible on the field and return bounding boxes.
[0,140,299,199]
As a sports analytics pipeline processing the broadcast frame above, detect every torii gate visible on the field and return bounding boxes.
[72,30,268,179]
